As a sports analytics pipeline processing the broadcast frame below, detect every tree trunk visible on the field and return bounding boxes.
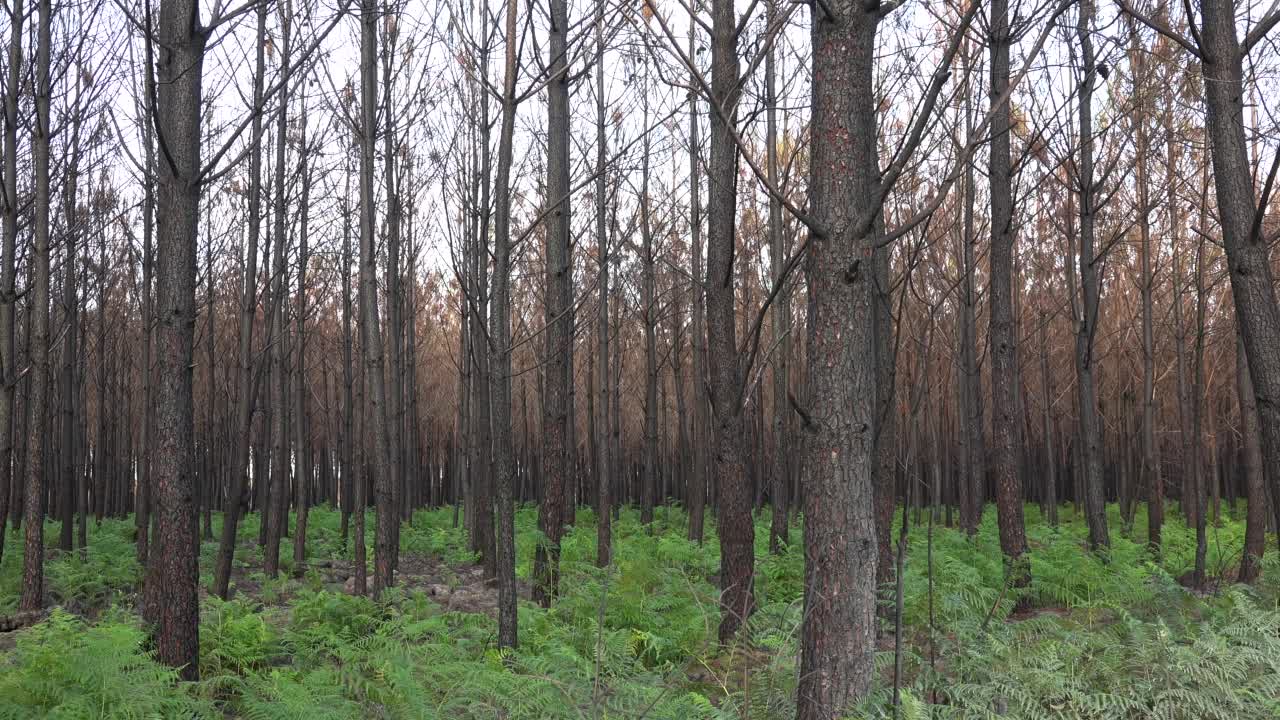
[766,7,789,553]
[686,16,707,545]
[353,353,367,595]
[988,0,1029,580]
[533,0,572,604]
[264,6,293,579]
[956,59,985,535]
[467,0,496,574]
[1198,0,1280,555]
[0,0,21,568]
[20,0,52,613]
[1191,224,1208,586]
[1130,22,1162,551]
[1236,331,1266,583]
[594,1,611,566]
[293,112,312,570]
[489,0,520,649]
[380,3,404,571]
[797,5,881,715]
[707,0,754,644]
[640,86,658,530]
[359,0,398,596]
[1039,315,1058,526]
[1074,0,1109,550]
[58,79,84,555]
[151,0,204,678]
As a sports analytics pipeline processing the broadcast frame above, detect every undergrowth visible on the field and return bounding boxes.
[0,501,1277,718]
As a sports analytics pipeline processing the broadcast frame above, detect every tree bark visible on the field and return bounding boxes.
[58,75,84,555]
[380,2,404,570]
[467,0,496,575]
[686,17,707,545]
[956,55,985,535]
[359,0,398,596]
[264,3,293,579]
[707,0,754,644]
[1039,313,1058,526]
[594,0,611,567]
[1129,22,1162,551]
[151,0,204,677]
[292,109,312,570]
[766,5,789,554]
[1198,0,1280,556]
[1074,0,1109,550]
[20,0,52,613]
[532,0,572,604]
[1236,331,1266,582]
[797,4,880,714]
[0,0,21,568]
[988,0,1029,580]
[640,84,658,530]
[489,0,520,649]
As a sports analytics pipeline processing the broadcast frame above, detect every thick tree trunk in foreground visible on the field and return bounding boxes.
[20,0,52,613]
[593,0,611,567]
[1197,0,1280,555]
[152,0,205,678]
[988,0,1029,581]
[467,1,496,575]
[687,17,707,544]
[707,0,754,644]
[533,0,572,603]
[489,0,520,649]
[1074,0,1109,551]
[381,4,404,570]
[359,0,398,597]
[797,6,880,716]
[264,4,293,579]
[0,0,21,568]
[798,1,972,713]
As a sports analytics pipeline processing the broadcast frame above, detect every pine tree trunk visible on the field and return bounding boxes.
[1198,0,1280,553]
[798,5,880,714]
[593,1,611,566]
[1236,331,1266,582]
[1130,23,1162,551]
[359,0,398,596]
[151,0,204,677]
[686,16,707,545]
[0,0,21,568]
[264,7,293,578]
[533,0,572,603]
[988,0,1029,580]
[20,0,53,613]
[956,60,985,535]
[489,0,520,648]
[1074,0,1109,550]
[640,87,658,530]
[293,116,312,571]
[380,4,404,570]
[707,0,754,644]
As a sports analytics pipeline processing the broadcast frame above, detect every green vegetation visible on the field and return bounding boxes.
[2,504,1279,718]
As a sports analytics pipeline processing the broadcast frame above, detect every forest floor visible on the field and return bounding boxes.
[1,502,1279,719]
